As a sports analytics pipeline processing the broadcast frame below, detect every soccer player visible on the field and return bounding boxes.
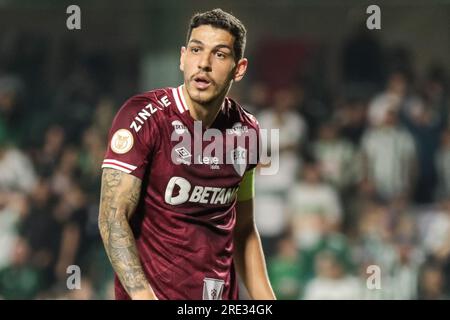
[98,8,276,300]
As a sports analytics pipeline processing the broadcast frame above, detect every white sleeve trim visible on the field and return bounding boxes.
[103,159,137,170]
[172,88,185,113]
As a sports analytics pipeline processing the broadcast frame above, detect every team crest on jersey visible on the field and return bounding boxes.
[202,278,224,300]
[111,129,134,154]
[230,146,247,176]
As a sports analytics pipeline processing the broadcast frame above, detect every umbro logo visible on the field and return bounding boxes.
[174,147,191,165]
[175,147,191,158]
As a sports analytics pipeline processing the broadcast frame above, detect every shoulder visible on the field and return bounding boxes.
[117,87,174,116]
[112,87,175,133]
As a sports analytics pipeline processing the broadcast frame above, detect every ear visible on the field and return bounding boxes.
[180,46,186,72]
[233,58,248,82]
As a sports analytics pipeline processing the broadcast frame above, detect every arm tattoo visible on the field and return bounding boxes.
[98,168,149,294]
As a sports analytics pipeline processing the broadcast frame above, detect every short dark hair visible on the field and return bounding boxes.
[186,8,247,61]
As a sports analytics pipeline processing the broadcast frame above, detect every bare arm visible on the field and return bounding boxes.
[98,168,157,300]
[233,198,276,300]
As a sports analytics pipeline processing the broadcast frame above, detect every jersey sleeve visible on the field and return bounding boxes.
[101,96,157,180]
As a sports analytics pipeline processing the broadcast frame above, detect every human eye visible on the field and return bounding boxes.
[190,46,201,54]
[215,51,227,59]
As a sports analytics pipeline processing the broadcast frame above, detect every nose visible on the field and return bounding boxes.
[198,52,212,72]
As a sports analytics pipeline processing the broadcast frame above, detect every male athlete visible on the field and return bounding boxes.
[98,8,276,300]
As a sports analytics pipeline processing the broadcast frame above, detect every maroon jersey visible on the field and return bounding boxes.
[102,85,259,300]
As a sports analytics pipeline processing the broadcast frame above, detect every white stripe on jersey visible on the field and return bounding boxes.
[172,88,185,113]
[178,85,189,111]
[101,163,132,174]
[103,159,137,170]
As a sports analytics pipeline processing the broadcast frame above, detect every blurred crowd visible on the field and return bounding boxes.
[0,27,449,300]
[0,30,124,299]
[246,59,450,300]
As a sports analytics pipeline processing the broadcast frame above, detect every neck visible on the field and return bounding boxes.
[182,86,226,128]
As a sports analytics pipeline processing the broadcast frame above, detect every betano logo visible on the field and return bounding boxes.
[164,176,239,205]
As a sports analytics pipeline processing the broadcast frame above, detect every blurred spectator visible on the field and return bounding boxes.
[368,70,419,128]
[435,130,450,200]
[354,203,397,284]
[336,97,368,146]
[287,160,343,250]
[418,262,449,300]
[53,181,88,283]
[258,86,307,170]
[298,223,354,288]
[0,138,37,194]
[0,74,24,146]
[341,25,384,97]
[33,124,66,177]
[303,250,361,300]
[90,97,116,140]
[268,233,304,300]
[254,193,289,258]
[0,193,27,269]
[52,64,98,143]
[243,82,270,114]
[313,120,357,192]
[50,146,80,197]
[355,202,424,299]
[361,106,417,202]
[420,200,450,258]
[403,98,444,203]
[255,86,306,256]
[423,65,449,127]
[79,127,104,195]
[0,237,43,299]
[386,212,423,299]
[419,199,450,293]
[295,82,330,139]
[19,177,60,289]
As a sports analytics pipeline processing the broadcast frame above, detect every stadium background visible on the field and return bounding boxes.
[0,0,449,299]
